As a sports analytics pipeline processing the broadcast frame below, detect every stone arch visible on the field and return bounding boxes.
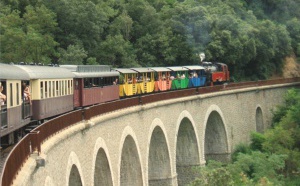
[175,111,200,186]
[119,126,143,186]
[256,106,264,133]
[203,105,230,162]
[92,138,114,186]
[66,152,84,186]
[148,119,172,186]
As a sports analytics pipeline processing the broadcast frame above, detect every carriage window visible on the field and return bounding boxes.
[52,81,55,97]
[40,81,44,99]
[55,81,58,96]
[67,80,70,94]
[49,81,52,97]
[10,83,13,106]
[62,81,64,95]
[45,81,48,98]
[64,80,68,95]
[16,83,19,105]
[75,80,79,90]
[70,80,73,94]
[59,81,62,96]
[65,80,68,95]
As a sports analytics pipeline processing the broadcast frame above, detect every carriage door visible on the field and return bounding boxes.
[73,79,82,107]
[0,81,7,129]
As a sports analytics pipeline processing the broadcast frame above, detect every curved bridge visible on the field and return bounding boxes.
[2,78,300,186]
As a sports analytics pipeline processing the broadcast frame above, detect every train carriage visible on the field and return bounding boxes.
[114,68,139,97]
[16,65,75,120]
[151,67,172,92]
[0,63,31,144]
[183,66,206,87]
[130,68,155,94]
[61,65,120,108]
[166,67,189,89]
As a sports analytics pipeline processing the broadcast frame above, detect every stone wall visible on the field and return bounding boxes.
[13,84,297,186]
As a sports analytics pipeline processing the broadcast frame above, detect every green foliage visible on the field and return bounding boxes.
[264,88,300,176]
[189,160,234,186]
[250,132,266,152]
[58,44,87,65]
[190,152,286,185]
[231,143,251,162]
[1,0,298,80]
[0,4,58,63]
[86,57,98,65]
[272,89,300,126]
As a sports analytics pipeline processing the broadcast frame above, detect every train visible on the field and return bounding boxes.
[0,62,229,146]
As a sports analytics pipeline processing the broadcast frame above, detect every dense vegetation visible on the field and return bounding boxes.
[1,0,299,80]
[189,88,300,185]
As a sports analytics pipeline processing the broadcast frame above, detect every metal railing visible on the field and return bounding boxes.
[1,77,300,186]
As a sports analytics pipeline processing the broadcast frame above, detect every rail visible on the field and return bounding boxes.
[1,77,300,186]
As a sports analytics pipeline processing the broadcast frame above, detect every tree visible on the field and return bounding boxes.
[0,4,58,64]
[58,44,87,65]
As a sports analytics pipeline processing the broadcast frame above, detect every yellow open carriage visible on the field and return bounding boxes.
[114,68,155,97]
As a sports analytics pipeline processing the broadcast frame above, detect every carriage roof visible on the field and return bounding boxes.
[71,72,119,78]
[150,67,171,72]
[60,65,119,78]
[183,66,205,70]
[0,63,30,80]
[114,68,138,74]
[16,65,75,79]
[131,68,154,73]
[166,66,189,71]
[60,65,111,72]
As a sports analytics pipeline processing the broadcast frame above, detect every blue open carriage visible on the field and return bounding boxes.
[183,66,206,87]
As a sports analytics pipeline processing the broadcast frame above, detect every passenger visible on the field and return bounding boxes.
[0,85,6,106]
[181,74,185,79]
[113,78,118,85]
[22,83,31,104]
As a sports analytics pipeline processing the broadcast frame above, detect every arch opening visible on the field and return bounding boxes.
[68,165,83,186]
[204,111,229,162]
[94,148,113,186]
[176,117,200,186]
[120,136,143,186]
[256,107,264,133]
[148,126,172,186]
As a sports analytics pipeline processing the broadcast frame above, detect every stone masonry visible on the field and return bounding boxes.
[12,83,298,186]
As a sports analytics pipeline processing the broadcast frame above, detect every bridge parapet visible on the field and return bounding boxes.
[1,77,300,186]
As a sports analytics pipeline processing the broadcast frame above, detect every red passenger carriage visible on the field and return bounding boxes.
[61,65,120,108]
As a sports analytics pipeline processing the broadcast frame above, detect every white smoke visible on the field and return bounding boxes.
[199,53,205,62]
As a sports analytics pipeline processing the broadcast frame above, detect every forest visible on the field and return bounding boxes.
[1,0,300,80]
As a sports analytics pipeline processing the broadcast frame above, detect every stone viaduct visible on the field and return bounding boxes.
[13,83,296,186]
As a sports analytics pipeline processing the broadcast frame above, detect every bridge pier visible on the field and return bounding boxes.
[176,164,202,186]
[149,174,177,186]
